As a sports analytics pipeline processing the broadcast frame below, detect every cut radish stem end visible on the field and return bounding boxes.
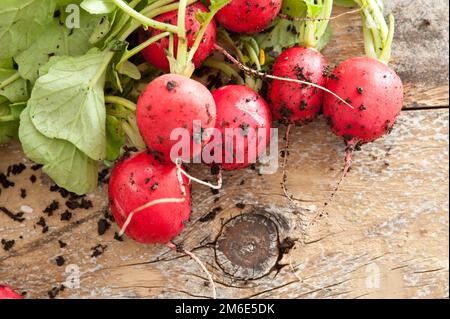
[166,242,217,299]
[213,44,354,110]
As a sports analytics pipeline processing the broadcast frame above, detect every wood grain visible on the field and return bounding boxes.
[1,108,448,299]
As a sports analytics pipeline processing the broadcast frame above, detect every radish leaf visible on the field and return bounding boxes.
[19,107,98,194]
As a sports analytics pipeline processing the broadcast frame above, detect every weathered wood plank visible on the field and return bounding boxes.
[1,108,448,299]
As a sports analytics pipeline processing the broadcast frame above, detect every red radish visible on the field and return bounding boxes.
[0,285,23,299]
[209,85,272,170]
[109,151,190,244]
[140,3,217,72]
[323,57,403,144]
[136,74,216,162]
[268,47,327,125]
[215,0,282,34]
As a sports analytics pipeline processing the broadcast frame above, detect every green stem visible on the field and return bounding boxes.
[116,32,170,71]
[0,72,20,90]
[105,96,137,111]
[122,115,146,150]
[316,0,333,43]
[150,0,198,17]
[187,1,231,62]
[355,0,394,64]
[244,43,261,71]
[112,0,180,35]
[119,0,198,42]
[379,14,395,64]
[203,58,245,84]
[299,0,334,48]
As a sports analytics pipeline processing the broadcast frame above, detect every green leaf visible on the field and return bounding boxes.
[81,0,115,14]
[105,115,125,161]
[282,0,306,17]
[89,15,112,44]
[28,50,111,161]
[15,11,104,82]
[19,107,98,194]
[0,0,58,59]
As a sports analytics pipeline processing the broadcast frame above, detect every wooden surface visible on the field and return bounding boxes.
[0,0,448,299]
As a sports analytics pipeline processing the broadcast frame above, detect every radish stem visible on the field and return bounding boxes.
[105,96,136,111]
[116,32,170,71]
[112,0,180,35]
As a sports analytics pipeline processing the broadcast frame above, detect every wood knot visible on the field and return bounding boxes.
[215,213,279,280]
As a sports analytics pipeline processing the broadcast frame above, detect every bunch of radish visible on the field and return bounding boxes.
[0,285,23,299]
[104,0,404,299]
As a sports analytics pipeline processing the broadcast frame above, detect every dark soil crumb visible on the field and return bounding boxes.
[98,168,110,184]
[210,188,219,195]
[91,244,107,258]
[103,210,115,222]
[60,210,72,221]
[114,232,124,242]
[58,240,67,248]
[1,239,15,251]
[31,164,43,171]
[199,206,223,222]
[278,237,296,254]
[235,203,246,209]
[65,200,79,210]
[44,200,59,216]
[20,188,27,199]
[7,163,26,176]
[80,198,93,209]
[55,256,65,267]
[30,175,37,183]
[48,285,65,299]
[0,172,15,189]
[97,218,111,236]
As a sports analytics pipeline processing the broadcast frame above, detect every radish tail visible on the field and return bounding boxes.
[281,124,295,204]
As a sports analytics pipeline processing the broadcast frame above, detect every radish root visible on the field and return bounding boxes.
[307,142,355,230]
[213,44,354,109]
[175,158,223,190]
[281,124,296,204]
[167,242,217,299]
